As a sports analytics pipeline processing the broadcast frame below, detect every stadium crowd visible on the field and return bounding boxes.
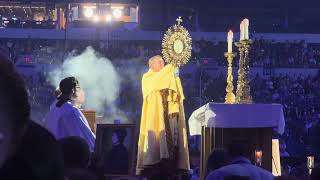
[0,37,320,68]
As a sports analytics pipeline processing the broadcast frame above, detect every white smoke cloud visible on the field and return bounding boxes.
[49,46,120,113]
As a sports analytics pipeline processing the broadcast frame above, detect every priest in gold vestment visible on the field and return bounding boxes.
[136,55,190,178]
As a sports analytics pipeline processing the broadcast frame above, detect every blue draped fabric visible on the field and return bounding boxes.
[45,101,95,152]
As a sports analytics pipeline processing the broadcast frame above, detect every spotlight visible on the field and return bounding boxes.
[84,8,94,18]
[93,15,100,22]
[105,14,112,22]
[112,9,122,19]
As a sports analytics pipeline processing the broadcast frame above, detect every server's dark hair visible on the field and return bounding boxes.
[56,76,79,107]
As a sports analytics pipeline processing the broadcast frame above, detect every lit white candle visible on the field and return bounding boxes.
[243,18,249,40]
[255,150,263,166]
[240,21,244,41]
[227,30,233,53]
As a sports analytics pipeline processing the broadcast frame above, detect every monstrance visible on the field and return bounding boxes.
[162,16,192,67]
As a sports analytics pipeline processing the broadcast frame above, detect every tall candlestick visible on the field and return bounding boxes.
[243,18,249,40]
[235,40,252,104]
[224,52,236,104]
[227,30,233,53]
[240,21,244,41]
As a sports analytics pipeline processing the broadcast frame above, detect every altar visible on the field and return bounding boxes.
[189,103,285,179]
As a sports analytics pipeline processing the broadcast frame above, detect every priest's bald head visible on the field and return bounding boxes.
[148,55,164,72]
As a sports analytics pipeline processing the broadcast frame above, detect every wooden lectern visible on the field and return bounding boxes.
[188,103,285,179]
[81,110,96,134]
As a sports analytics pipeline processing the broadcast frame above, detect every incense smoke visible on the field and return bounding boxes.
[49,47,120,113]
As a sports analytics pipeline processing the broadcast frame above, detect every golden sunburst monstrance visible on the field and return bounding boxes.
[162,16,192,67]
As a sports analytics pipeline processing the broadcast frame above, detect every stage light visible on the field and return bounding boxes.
[105,14,112,22]
[84,8,94,18]
[93,15,100,22]
[112,9,122,19]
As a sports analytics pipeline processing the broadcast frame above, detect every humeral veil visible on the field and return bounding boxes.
[136,64,190,175]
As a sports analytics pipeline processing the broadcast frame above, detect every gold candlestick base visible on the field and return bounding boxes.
[224,52,236,104]
[235,40,252,104]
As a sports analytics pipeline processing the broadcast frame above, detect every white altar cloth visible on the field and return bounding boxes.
[188,103,285,136]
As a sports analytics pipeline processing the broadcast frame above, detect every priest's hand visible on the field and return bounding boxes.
[174,67,179,78]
